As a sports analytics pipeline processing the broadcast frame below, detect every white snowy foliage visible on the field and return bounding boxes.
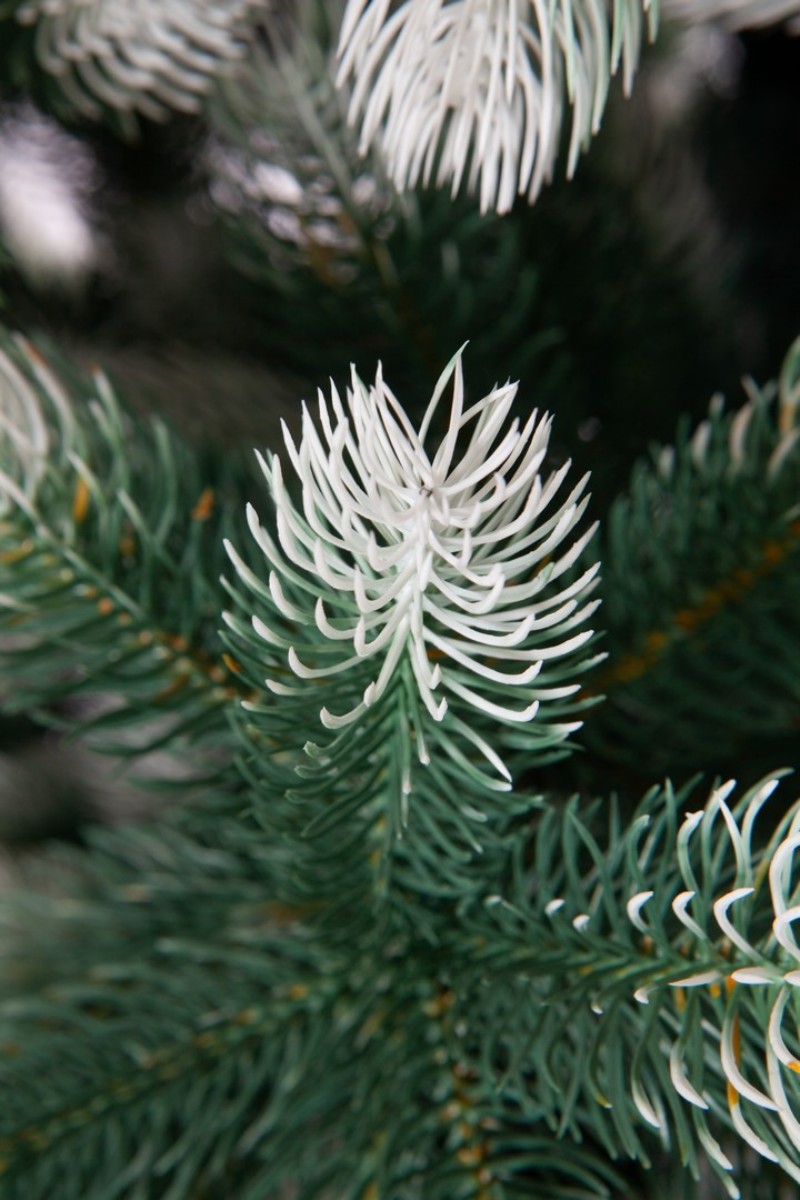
[336,0,659,213]
[14,0,267,120]
[629,780,800,1191]
[226,348,599,780]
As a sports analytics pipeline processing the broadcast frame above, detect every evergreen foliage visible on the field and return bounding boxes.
[0,0,266,134]
[0,333,248,769]
[0,1,799,1199]
[205,20,559,401]
[584,338,800,782]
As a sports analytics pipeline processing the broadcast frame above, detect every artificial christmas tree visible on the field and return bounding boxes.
[0,2,799,1197]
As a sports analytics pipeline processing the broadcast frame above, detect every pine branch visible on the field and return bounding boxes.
[336,0,661,214]
[0,809,300,993]
[0,4,797,1199]
[0,777,633,1200]
[207,13,558,402]
[0,331,250,774]
[581,336,800,780]
[8,767,800,1196]
[444,773,800,1198]
[0,792,349,1198]
[0,0,266,134]
[222,346,601,904]
[0,961,328,1199]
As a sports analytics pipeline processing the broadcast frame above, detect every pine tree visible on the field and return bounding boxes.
[0,2,799,1198]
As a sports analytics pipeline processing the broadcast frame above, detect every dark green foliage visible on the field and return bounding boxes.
[4,743,800,1198]
[208,33,560,413]
[0,332,249,768]
[0,1,263,136]
[582,339,800,784]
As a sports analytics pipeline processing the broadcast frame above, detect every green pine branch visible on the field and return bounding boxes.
[446,773,800,1199]
[581,336,800,780]
[6,767,800,1197]
[220,347,601,909]
[0,331,250,775]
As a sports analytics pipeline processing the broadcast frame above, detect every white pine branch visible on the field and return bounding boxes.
[14,0,268,121]
[336,0,659,214]
[228,347,599,781]
[629,778,800,1189]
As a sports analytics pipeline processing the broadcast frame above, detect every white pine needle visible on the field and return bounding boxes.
[15,0,266,120]
[336,0,659,214]
[630,778,800,1175]
[0,337,75,511]
[230,346,598,779]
